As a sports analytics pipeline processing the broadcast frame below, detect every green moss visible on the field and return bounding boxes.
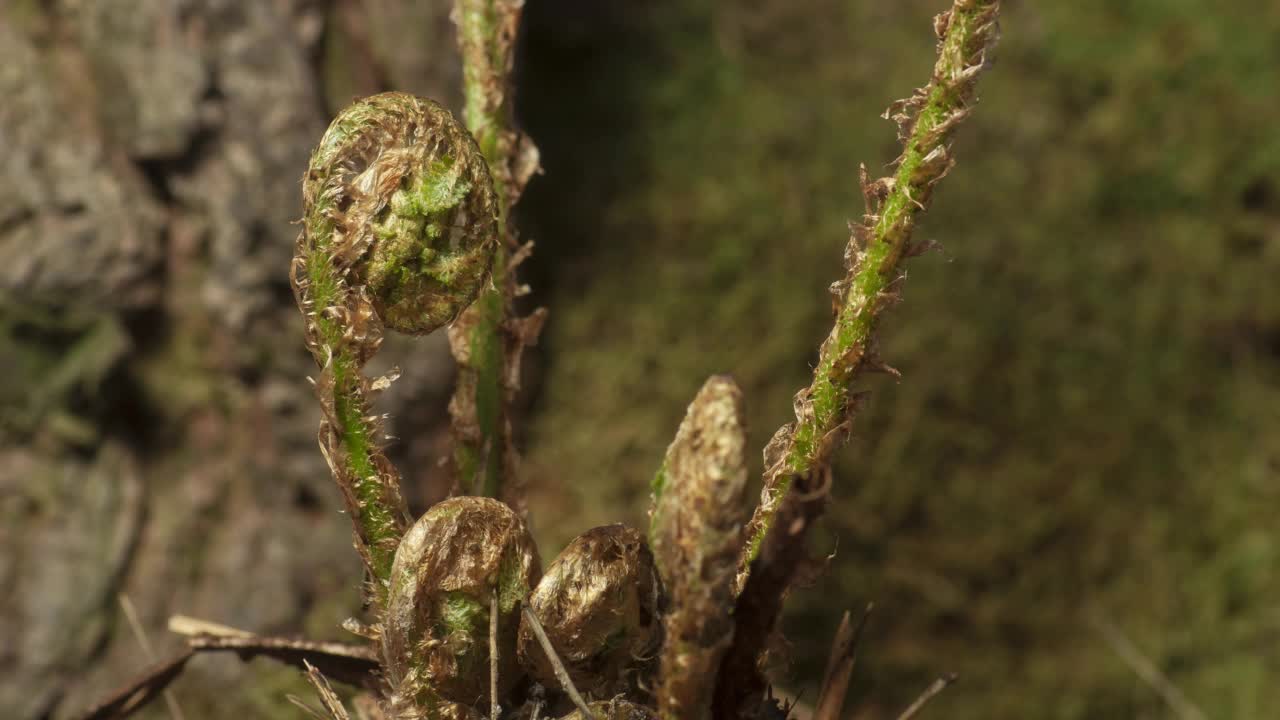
[0,299,131,439]
[496,548,528,612]
[647,465,668,539]
[440,591,488,638]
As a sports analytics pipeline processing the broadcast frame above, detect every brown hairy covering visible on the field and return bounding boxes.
[517,525,661,698]
[649,376,749,719]
[300,91,499,336]
[382,497,541,710]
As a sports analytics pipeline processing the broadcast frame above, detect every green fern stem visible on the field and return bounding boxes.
[741,0,1002,568]
[454,282,507,499]
[451,0,535,502]
[306,251,403,581]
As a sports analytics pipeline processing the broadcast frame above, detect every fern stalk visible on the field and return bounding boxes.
[299,251,406,583]
[717,2,1002,715]
[449,0,542,504]
[741,0,1002,575]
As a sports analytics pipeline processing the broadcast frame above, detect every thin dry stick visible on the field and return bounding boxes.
[814,604,872,720]
[895,675,957,720]
[1090,612,1208,720]
[520,606,596,720]
[287,696,331,720]
[818,611,855,691]
[72,651,195,720]
[302,661,353,720]
[118,594,187,720]
[167,614,253,638]
[167,614,379,689]
[490,590,501,720]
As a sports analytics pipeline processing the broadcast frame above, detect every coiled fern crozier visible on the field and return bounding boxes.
[292,92,500,586]
[79,1,1001,719]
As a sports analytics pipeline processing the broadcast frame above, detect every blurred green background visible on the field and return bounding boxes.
[2,1,1276,718]
[516,1,1280,717]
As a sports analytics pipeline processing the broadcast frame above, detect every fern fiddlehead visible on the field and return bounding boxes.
[383,496,540,715]
[292,91,499,587]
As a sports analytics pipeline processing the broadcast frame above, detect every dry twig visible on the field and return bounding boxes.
[895,675,957,720]
[1090,612,1208,720]
[491,589,502,720]
[520,605,597,720]
[72,651,195,720]
[168,614,380,689]
[302,661,354,720]
[118,594,187,720]
[813,605,872,720]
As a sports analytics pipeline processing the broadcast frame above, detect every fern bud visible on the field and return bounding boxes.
[518,524,661,697]
[303,91,498,335]
[649,376,749,719]
[382,496,541,706]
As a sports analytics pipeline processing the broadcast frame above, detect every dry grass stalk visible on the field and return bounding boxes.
[813,605,872,720]
[895,675,958,720]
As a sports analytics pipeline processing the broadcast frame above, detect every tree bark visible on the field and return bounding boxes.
[0,2,461,718]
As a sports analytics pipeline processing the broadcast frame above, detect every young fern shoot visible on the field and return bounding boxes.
[717,1,1002,715]
[292,93,500,588]
[743,0,1002,576]
[649,376,750,720]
